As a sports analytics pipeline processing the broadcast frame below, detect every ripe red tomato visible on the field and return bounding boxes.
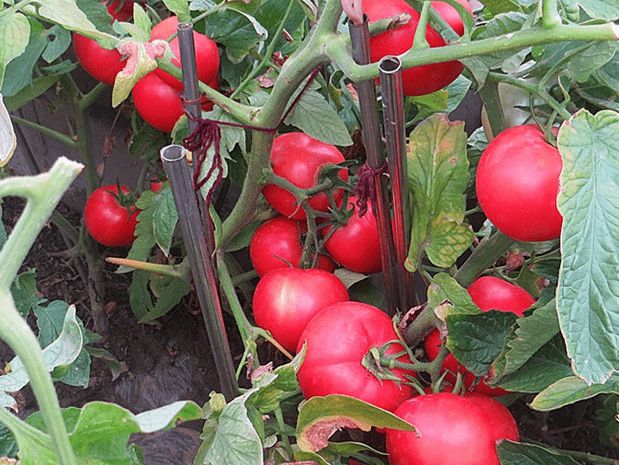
[150,180,164,192]
[151,16,220,91]
[73,34,125,86]
[365,0,472,96]
[253,268,348,352]
[297,301,414,412]
[105,0,133,21]
[132,72,184,133]
[262,133,348,220]
[324,196,382,274]
[84,185,139,247]
[250,216,336,277]
[424,276,535,395]
[386,393,519,465]
[476,125,563,242]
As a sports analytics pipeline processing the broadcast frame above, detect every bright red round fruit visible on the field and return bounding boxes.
[105,0,134,21]
[263,133,348,220]
[73,34,125,86]
[386,393,519,465]
[365,0,472,96]
[84,185,139,247]
[476,125,563,242]
[250,216,336,277]
[253,268,348,353]
[424,276,535,395]
[132,72,183,133]
[324,197,382,274]
[151,16,220,91]
[297,301,414,412]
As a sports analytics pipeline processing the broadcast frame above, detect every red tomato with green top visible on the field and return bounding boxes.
[296,301,414,412]
[386,392,519,465]
[253,268,348,353]
[324,196,382,274]
[132,72,184,133]
[365,0,472,96]
[424,276,535,395]
[150,16,220,92]
[84,185,139,247]
[263,133,348,220]
[250,216,336,277]
[476,125,563,242]
[73,34,125,86]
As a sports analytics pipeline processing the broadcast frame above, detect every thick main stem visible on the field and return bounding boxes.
[0,291,77,465]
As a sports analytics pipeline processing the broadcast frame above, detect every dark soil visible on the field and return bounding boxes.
[1,198,616,464]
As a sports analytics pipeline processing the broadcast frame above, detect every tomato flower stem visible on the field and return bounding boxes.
[10,115,78,149]
[274,406,294,459]
[541,0,562,29]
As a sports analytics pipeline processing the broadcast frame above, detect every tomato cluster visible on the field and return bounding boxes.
[133,16,220,133]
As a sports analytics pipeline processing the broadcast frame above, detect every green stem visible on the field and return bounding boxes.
[274,407,294,459]
[403,302,440,346]
[0,0,38,16]
[105,257,185,279]
[487,72,571,120]
[478,81,506,138]
[156,60,258,124]
[231,0,295,99]
[413,2,431,49]
[329,23,619,81]
[541,0,562,29]
[10,115,78,149]
[407,0,460,42]
[0,158,82,465]
[216,252,253,344]
[381,357,434,373]
[79,83,106,111]
[454,231,514,287]
[231,270,258,285]
[50,211,79,245]
[0,291,77,465]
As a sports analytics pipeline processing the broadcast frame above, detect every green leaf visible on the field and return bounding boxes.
[556,109,619,384]
[530,375,619,411]
[405,115,472,271]
[0,96,16,168]
[128,123,168,161]
[137,273,190,322]
[131,3,153,38]
[0,307,83,409]
[446,310,517,377]
[122,190,157,271]
[427,273,480,320]
[474,12,530,73]
[480,0,522,16]
[1,19,46,97]
[295,395,414,452]
[35,0,113,43]
[492,299,560,379]
[223,220,261,253]
[11,270,40,318]
[567,41,618,83]
[494,336,573,393]
[285,85,353,146]
[162,0,191,22]
[446,75,472,114]
[197,391,263,465]
[409,91,449,124]
[294,0,318,20]
[567,0,619,20]
[152,187,178,256]
[4,401,202,465]
[249,353,303,413]
[75,0,115,34]
[0,13,30,87]
[497,440,580,465]
[594,395,619,448]
[3,75,61,112]
[42,25,72,63]
[112,40,158,107]
[204,8,267,63]
[0,424,18,458]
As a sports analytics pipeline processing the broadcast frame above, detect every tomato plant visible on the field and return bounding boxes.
[297,302,414,412]
[386,393,519,465]
[324,197,382,274]
[365,0,472,96]
[476,125,563,242]
[253,267,348,352]
[263,132,348,220]
[84,185,139,247]
[424,276,535,395]
[250,216,335,277]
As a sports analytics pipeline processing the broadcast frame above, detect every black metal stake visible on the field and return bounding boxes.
[161,145,238,401]
[349,20,399,315]
[171,23,238,400]
[379,56,416,312]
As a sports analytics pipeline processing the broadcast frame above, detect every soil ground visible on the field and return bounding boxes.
[0,198,616,464]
